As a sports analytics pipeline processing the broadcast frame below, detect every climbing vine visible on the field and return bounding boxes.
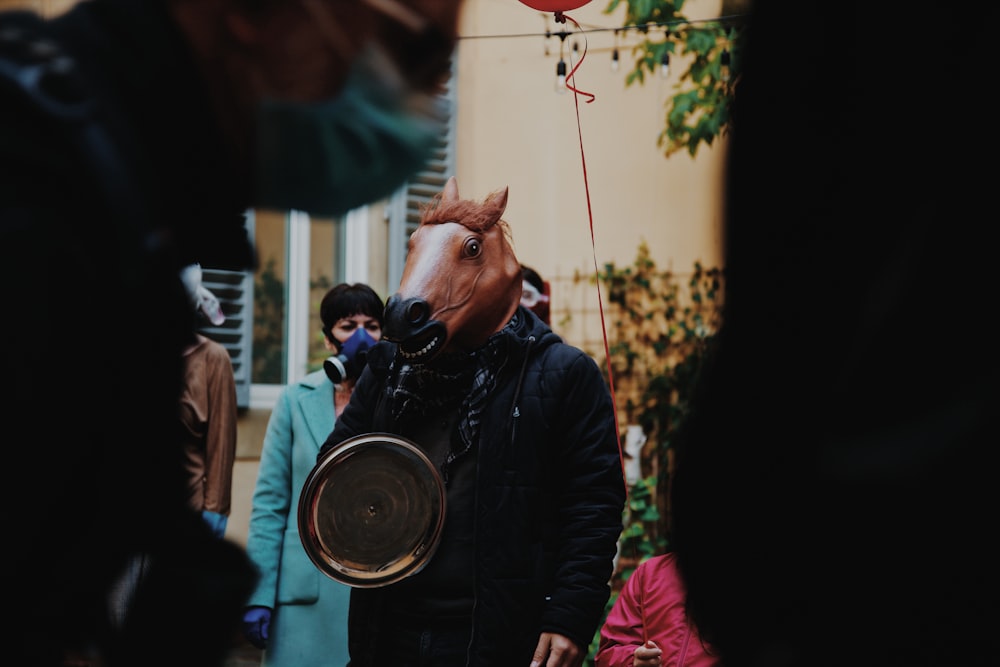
[582,242,723,664]
[606,0,748,158]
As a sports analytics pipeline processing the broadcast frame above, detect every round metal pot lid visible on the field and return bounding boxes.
[298,432,445,588]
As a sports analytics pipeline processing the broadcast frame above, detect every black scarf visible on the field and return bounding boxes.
[387,314,517,481]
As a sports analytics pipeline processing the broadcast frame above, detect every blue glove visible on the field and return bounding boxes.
[202,510,227,539]
[242,606,272,649]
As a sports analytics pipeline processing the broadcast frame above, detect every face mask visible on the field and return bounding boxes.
[323,327,378,384]
[254,44,449,217]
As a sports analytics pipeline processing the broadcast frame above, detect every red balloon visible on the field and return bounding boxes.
[517,0,594,11]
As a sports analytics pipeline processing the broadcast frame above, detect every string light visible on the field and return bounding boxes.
[553,28,569,94]
[658,25,671,79]
[536,15,743,93]
[611,29,620,72]
[497,13,747,46]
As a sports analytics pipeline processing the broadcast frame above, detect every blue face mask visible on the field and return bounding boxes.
[323,327,378,384]
[254,45,449,217]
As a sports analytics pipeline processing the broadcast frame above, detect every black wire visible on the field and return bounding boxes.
[455,13,748,42]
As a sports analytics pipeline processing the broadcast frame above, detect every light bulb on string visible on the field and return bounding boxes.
[659,52,670,78]
[554,32,568,94]
[556,58,568,93]
[611,29,620,72]
[720,48,731,82]
[659,26,672,79]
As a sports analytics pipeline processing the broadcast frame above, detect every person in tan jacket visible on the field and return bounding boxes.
[179,263,238,538]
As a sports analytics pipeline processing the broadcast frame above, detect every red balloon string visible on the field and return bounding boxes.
[555,13,643,642]
[555,8,636,640]
[555,12,595,103]
[555,14,625,500]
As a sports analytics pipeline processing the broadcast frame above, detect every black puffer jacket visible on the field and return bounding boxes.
[319,306,626,666]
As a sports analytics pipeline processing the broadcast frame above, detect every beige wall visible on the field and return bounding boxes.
[229,410,271,546]
[451,0,726,354]
[0,0,72,14]
[454,0,725,275]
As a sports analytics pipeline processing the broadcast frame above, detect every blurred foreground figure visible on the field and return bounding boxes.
[669,2,999,666]
[0,0,463,665]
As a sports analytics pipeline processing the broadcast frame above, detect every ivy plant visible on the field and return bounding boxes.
[581,242,723,665]
[604,0,747,158]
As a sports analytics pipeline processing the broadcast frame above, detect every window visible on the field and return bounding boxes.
[245,209,355,407]
[387,71,457,289]
[196,267,253,409]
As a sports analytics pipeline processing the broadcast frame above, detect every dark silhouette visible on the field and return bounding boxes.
[0,0,463,664]
[669,2,998,666]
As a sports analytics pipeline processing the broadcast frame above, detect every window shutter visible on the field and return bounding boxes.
[197,267,253,409]
[388,71,457,290]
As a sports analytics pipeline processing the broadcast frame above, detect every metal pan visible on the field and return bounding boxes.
[298,432,446,588]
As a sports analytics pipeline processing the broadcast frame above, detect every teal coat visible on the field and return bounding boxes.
[245,370,351,667]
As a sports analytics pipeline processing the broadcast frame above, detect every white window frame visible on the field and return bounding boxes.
[248,206,369,409]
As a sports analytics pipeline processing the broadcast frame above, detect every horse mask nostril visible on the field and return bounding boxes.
[406,300,428,325]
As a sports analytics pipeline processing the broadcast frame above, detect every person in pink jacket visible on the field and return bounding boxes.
[596,553,720,667]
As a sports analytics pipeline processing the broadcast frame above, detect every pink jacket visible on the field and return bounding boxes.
[596,553,720,667]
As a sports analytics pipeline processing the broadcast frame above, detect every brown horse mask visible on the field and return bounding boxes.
[383,177,522,363]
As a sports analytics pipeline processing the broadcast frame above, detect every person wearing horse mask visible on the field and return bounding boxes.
[0,0,462,665]
[316,178,627,667]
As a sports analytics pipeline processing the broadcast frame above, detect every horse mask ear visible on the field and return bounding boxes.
[484,185,508,215]
[442,175,460,202]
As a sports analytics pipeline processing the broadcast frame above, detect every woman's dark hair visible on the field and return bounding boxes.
[320,283,384,341]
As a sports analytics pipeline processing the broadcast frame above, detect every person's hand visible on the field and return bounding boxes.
[242,606,272,649]
[529,632,583,667]
[201,510,227,539]
[632,639,662,666]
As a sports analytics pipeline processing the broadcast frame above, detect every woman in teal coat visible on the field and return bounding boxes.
[242,284,384,667]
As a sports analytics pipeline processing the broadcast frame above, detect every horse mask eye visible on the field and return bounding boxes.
[463,237,482,258]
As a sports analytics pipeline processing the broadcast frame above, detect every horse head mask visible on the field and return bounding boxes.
[383,177,522,363]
